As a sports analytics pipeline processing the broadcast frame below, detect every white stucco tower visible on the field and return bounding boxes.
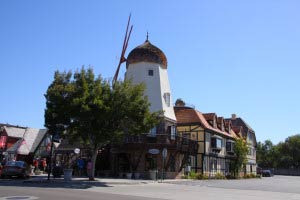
[125,39,177,123]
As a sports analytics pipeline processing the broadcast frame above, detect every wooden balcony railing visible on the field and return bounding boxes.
[123,134,198,155]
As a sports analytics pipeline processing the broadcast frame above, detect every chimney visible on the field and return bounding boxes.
[175,98,185,107]
[232,114,237,120]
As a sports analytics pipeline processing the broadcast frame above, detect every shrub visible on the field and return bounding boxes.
[225,174,237,179]
[195,173,208,180]
[188,171,198,179]
[214,173,226,179]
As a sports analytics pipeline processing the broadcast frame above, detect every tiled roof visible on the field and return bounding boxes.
[3,126,26,138]
[7,128,47,155]
[175,107,234,138]
[203,113,216,121]
[232,126,243,138]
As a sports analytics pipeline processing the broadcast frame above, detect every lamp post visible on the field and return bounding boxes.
[47,133,54,181]
[47,124,63,181]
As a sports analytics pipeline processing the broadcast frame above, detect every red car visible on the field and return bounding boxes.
[1,161,30,179]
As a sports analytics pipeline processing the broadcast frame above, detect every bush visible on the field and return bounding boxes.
[225,174,237,179]
[214,173,226,179]
[195,173,209,180]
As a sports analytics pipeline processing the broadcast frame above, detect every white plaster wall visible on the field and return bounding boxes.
[125,62,177,122]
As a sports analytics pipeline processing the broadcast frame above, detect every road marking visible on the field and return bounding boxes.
[0,197,39,200]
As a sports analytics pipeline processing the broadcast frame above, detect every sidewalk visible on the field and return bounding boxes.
[24,174,158,185]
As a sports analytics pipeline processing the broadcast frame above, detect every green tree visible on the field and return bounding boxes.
[231,138,248,178]
[45,67,161,180]
[277,134,300,168]
[256,140,278,168]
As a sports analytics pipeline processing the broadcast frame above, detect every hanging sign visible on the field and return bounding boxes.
[148,149,160,155]
[74,148,80,154]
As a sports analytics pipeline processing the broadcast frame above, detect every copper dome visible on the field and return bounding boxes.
[126,40,168,68]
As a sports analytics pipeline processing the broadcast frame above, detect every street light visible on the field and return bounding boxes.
[47,124,63,181]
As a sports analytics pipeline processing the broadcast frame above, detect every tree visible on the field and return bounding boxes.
[256,140,278,168]
[231,138,248,178]
[277,134,300,169]
[45,67,161,180]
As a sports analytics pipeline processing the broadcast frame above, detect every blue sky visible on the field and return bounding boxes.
[1,0,299,144]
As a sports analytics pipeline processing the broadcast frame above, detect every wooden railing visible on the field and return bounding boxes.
[123,134,198,155]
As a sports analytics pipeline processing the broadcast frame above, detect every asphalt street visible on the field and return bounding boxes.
[1,176,300,200]
[0,186,164,200]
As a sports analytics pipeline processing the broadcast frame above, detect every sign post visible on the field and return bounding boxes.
[162,148,167,182]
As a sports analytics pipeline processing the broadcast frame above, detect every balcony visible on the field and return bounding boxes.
[122,134,198,155]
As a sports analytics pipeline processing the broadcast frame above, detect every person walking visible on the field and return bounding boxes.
[42,158,47,172]
[77,158,84,176]
[87,160,92,179]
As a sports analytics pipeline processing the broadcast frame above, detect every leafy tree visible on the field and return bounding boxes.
[230,138,248,178]
[45,67,161,180]
[277,134,300,168]
[256,140,278,168]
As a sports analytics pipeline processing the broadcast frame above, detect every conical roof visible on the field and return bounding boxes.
[126,40,168,68]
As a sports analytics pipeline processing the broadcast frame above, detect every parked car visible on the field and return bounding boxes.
[1,161,30,179]
[257,166,262,176]
[262,169,274,177]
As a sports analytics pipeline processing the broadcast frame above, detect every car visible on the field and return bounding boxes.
[262,169,274,177]
[1,161,30,179]
[257,166,262,176]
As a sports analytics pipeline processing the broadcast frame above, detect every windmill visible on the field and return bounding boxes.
[112,14,133,87]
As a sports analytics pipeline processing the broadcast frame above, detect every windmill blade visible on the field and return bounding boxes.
[123,25,133,57]
[113,14,133,87]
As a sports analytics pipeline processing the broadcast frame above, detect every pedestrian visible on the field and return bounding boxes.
[33,159,39,172]
[87,160,92,178]
[42,158,47,172]
[77,157,84,176]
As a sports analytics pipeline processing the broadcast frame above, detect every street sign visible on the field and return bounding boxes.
[148,149,160,155]
[162,148,167,158]
[74,148,80,154]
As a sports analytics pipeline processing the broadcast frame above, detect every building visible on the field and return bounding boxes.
[226,114,257,174]
[109,38,197,179]
[174,104,238,177]
[0,124,48,163]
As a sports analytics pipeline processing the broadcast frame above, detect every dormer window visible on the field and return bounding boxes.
[213,119,217,128]
[164,93,170,107]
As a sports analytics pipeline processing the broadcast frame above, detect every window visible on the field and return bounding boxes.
[148,69,154,76]
[149,127,157,137]
[171,126,176,140]
[226,141,234,152]
[164,93,171,107]
[211,137,222,149]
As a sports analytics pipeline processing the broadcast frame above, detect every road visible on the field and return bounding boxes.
[0,186,163,200]
[1,176,300,200]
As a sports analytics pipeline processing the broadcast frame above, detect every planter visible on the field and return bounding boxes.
[63,169,73,181]
[126,173,132,179]
[149,170,158,180]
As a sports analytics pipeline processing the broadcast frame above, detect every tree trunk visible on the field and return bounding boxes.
[89,148,98,181]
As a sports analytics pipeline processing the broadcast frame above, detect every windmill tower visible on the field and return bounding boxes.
[125,35,177,135]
